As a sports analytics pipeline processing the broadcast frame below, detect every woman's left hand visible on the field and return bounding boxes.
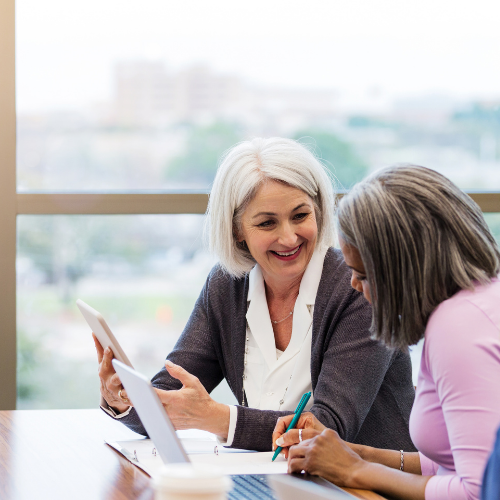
[154,360,230,439]
[287,428,368,489]
[272,412,326,458]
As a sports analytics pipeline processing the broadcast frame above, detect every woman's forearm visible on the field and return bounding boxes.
[288,430,430,499]
[352,462,430,500]
[360,446,422,475]
[204,402,230,440]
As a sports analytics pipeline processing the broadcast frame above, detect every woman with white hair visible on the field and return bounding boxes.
[94,138,416,452]
[274,165,500,499]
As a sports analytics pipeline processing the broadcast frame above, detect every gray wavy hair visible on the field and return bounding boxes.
[337,164,500,348]
[206,137,336,277]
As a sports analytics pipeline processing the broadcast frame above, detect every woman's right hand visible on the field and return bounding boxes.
[272,412,326,458]
[93,334,130,414]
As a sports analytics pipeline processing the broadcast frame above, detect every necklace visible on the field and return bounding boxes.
[242,332,293,409]
[271,311,293,325]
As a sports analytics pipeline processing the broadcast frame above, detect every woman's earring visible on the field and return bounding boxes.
[237,240,248,251]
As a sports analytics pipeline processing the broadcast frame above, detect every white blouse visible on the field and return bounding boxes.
[222,247,327,446]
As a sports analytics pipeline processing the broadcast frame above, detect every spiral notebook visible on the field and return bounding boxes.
[105,430,287,478]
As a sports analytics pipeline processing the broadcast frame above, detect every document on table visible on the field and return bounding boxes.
[105,429,287,478]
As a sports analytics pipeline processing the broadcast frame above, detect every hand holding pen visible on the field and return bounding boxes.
[271,391,312,461]
[272,406,327,459]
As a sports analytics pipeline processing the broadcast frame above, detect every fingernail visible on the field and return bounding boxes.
[276,437,284,447]
[165,360,174,368]
[105,347,111,354]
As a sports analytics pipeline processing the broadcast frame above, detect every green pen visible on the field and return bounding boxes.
[272,391,312,461]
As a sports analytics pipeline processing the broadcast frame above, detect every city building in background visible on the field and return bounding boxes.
[12,0,500,410]
[17,59,500,192]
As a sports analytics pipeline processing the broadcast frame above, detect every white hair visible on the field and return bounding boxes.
[206,137,336,277]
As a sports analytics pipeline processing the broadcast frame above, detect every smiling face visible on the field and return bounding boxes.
[339,237,372,304]
[238,180,318,286]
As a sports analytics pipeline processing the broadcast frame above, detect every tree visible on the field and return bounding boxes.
[292,130,368,189]
[166,122,243,185]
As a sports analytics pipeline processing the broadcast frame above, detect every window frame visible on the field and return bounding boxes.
[2,4,500,409]
[0,0,17,411]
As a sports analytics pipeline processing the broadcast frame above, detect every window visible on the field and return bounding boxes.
[1,0,500,409]
[17,215,240,408]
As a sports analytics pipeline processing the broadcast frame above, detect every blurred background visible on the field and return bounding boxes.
[16,0,500,408]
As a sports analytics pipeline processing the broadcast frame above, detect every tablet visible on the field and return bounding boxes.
[76,299,133,368]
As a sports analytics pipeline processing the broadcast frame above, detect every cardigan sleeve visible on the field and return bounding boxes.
[310,289,396,442]
[100,272,225,436]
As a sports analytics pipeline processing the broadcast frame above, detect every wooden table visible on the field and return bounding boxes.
[0,409,385,499]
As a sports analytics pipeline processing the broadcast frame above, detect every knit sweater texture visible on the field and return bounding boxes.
[106,248,416,452]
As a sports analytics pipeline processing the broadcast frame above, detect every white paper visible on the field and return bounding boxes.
[190,452,287,475]
[106,438,159,476]
[106,432,287,478]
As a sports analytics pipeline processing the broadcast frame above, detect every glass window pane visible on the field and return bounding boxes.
[17,214,236,408]
[17,0,500,191]
[17,213,500,404]
[485,213,500,243]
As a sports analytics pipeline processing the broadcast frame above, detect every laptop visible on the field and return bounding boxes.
[112,359,356,499]
[269,475,357,500]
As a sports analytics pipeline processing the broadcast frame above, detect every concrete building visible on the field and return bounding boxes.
[112,60,337,129]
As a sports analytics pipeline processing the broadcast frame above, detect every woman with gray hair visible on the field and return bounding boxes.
[274,165,500,500]
[94,138,415,452]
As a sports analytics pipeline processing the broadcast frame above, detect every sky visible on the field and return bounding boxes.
[16,0,500,113]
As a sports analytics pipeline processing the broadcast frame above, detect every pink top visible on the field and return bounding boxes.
[410,279,500,500]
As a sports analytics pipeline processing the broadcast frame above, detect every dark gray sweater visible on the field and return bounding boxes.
[110,248,416,452]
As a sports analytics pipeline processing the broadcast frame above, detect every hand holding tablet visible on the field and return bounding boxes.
[76,299,133,367]
[77,299,133,412]
[78,299,230,437]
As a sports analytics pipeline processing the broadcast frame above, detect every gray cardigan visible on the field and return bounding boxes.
[109,248,416,452]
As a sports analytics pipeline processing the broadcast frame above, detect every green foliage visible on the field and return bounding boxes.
[293,130,369,189]
[348,116,393,128]
[166,122,243,184]
[453,104,500,129]
[452,105,500,157]
[17,329,46,401]
[166,124,368,189]
[484,213,500,244]
[17,217,58,283]
[17,329,100,410]
[18,216,169,288]
[16,290,199,409]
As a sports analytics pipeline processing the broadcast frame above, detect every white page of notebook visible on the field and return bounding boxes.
[189,451,287,475]
[106,430,287,477]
